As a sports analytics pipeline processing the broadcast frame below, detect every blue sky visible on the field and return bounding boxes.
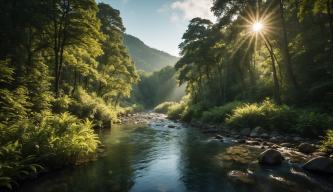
[98,0,216,56]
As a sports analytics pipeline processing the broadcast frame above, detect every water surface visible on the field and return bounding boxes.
[20,114,333,192]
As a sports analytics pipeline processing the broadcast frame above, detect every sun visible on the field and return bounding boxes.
[252,22,263,32]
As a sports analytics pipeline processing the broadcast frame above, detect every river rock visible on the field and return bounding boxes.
[168,125,176,128]
[293,136,302,142]
[250,127,262,137]
[237,139,246,144]
[298,143,317,154]
[202,128,219,134]
[215,134,223,140]
[260,133,269,139]
[258,149,284,165]
[280,143,293,148]
[303,157,333,174]
[246,140,261,145]
[228,170,255,184]
[312,152,327,157]
[270,131,280,138]
[240,128,251,136]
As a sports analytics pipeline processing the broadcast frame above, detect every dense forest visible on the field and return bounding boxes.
[1,0,333,191]
[157,0,333,149]
[0,0,138,190]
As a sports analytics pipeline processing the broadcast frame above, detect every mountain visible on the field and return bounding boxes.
[124,34,179,72]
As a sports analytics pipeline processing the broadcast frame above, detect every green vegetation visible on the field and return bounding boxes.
[167,0,333,139]
[132,66,185,108]
[0,1,137,190]
[226,100,296,131]
[201,101,244,123]
[124,34,179,72]
[154,102,178,114]
[321,130,333,153]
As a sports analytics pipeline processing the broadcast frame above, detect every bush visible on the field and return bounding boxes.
[201,101,244,123]
[167,101,187,120]
[226,99,296,131]
[294,111,333,137]
[181,103,205,122]
[71,88,117,127]
[0,113,100,190]
[154,102,177,114]
[320,130,333,152]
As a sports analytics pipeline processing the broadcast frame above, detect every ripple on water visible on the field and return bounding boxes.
[19,113,333,192]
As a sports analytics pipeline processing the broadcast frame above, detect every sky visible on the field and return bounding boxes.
[98,0,216,56]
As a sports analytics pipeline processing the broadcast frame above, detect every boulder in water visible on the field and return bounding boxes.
[168,125,176,128]
[240,128,251,136]
[258,149,284,165]
[303,157,333,174]
[298,143,317,154]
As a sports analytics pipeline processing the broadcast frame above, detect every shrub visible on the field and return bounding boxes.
[167,101,187,120]
[294,111,333,137]
[226,99,296,131]
[320,130,333,152]
[181,103,205,122]
[201,101,244,123]
[71,88,117,127]
[0,113,100,190]
[53,94,72,113]
[154,102,177,114]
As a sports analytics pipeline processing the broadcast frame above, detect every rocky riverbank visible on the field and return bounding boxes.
[118,113,333,176]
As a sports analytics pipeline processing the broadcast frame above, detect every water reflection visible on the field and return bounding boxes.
[20,120,333,192]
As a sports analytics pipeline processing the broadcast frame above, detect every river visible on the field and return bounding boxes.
[20,113,333,192]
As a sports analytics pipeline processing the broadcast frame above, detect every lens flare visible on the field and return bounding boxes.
[252,22,263,32]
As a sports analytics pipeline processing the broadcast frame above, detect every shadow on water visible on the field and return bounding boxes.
[20,116,333,192]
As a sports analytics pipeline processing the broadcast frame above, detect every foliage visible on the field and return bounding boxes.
[294,112,333,137]
[71,88,117,127]
[132,66,185,108]
[226,99,296,131]
[154,102,178,114]
[0,1,137,189]
[320,130,333,152]
[201,101,244,123]
[0,113,99,190]
[167,101,187,120]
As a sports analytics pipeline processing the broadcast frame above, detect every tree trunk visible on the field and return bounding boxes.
[327,0,333,49]
[279,0,298,90]
[265,42,281,104]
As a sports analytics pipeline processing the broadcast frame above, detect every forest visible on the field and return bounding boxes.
[158,0,333,138]
[0,0,139,189]
[1,0,333,191]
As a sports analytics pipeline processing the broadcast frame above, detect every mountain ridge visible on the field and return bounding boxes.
[124,34,179,72]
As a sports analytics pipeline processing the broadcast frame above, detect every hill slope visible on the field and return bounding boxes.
[124,34,179,72]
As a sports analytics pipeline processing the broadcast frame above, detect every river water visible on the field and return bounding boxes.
[20,114,333,192]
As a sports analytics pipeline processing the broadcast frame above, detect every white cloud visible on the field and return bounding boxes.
[169,0,216,22]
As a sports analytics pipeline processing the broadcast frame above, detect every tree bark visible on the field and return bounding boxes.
[265,42,281,104]
[279,0,298,90]
[327,0,333,49]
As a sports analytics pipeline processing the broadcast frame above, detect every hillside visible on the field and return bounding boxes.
[124,34,179,72]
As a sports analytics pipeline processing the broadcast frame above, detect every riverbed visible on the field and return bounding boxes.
[20,113,333,192]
